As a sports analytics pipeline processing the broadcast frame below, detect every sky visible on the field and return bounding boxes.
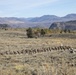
[0,0,76,18]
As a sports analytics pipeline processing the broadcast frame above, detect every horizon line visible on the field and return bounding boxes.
[0,13,76,18]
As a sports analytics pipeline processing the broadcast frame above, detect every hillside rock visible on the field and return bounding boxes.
[49,20,76,30]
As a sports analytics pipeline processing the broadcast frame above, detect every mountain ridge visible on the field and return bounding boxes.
[0,13,76,28]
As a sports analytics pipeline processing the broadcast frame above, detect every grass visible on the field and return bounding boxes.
[0,28,76,75]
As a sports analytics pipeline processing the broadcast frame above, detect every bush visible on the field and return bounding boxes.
[40,29,46,36]
[26,28,33,38]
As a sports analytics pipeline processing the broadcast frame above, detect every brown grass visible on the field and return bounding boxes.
[0,28,76,75]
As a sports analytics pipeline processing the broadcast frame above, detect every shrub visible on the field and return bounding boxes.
[40,29,46,36]
[26,28,33,38]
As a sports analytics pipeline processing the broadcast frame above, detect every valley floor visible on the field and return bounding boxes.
[0,28,76,75]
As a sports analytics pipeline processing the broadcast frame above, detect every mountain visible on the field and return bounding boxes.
[63,14,76,18]
[49,20,76,30]
[0,17,37,28]
[0,13,76,28]
[28,15,61,22]
[28,14,76,22]
[62,14,76,21]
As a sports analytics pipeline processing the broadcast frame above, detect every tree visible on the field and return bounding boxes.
[26,28,33,38]
[64,29,67,33]
[68,29,71,33]
[40,29,46,36]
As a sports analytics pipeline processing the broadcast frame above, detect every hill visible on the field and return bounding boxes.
[49,20,76,30]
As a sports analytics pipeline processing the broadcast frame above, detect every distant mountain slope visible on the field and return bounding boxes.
[29,14,76,22]
[0,13,76,28]
[0,24,9,28]
[29,15,61,22]
[62,14,76,21]
[49,20,76,30]
[63,14,76,18]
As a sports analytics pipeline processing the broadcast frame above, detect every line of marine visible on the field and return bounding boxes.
[0,46,76,55]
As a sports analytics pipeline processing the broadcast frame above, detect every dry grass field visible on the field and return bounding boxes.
[0,28,76,75]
